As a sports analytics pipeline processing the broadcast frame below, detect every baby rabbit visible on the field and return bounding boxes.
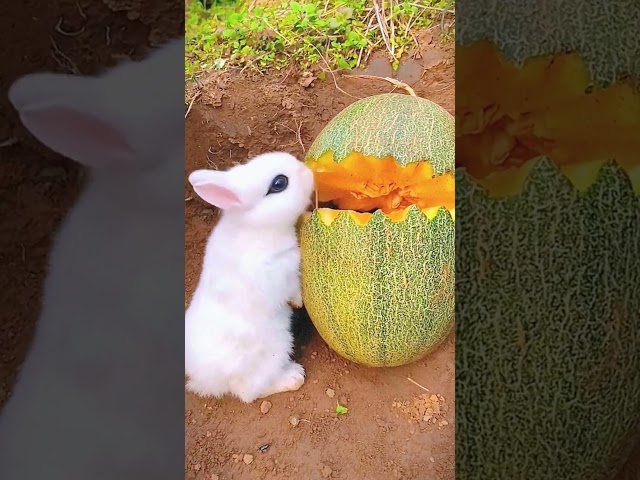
[185,151,315,403]
[0,40,184,480]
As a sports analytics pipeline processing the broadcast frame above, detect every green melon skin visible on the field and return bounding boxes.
[455,157,640,480]
[304,93,454,174]
[299,206,454,368]
[457,0,640,88]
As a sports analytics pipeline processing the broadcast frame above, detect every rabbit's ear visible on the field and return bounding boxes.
[8,73,136,168]
[188,169,245,210]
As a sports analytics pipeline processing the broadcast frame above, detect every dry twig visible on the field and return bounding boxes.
[75,0,87,19]
[407,377,430,392]
[0,137,18,148]
[408,2,454,14]
[275,119,306,152]
[372,0,393,59]
[185,90,202,119]
[293,119,305,153]
[306,42,361,100]
[343,74,417,96]
[49,36,80,74]
[55,17,85,36]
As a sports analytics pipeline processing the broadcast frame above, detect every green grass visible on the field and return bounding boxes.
[185,0,454,76]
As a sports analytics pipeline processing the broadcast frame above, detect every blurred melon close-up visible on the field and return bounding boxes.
[455,2,640,480]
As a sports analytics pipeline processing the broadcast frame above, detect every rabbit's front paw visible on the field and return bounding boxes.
[289,291,304,309]
[280,362,305,391]
[262,363,305,398]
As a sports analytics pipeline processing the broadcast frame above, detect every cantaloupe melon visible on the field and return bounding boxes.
[299,93,455,368]
[456,2,640,479]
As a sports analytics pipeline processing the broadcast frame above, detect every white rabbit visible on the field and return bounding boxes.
[0,40,184,479]
[185,151,315,404]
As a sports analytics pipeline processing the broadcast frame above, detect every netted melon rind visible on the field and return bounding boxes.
[455,156,640,479]
[456,0,640,88]
[305,93,455,175]
[300,205,455,367]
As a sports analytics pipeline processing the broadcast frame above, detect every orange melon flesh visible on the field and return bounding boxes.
[457,40,640,195]
[307,151,455,215]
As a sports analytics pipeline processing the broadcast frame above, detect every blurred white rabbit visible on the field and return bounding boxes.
[185,151,314,403]
[0,39,184,479]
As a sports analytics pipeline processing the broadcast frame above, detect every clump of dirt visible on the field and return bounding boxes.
[392,393,449,425]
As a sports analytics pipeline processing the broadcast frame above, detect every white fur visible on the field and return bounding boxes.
[185,152,314,403]
[0,40,184,479]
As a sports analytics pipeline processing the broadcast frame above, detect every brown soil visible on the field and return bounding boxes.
[184,30,456,480]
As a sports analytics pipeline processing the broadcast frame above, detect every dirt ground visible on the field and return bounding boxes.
[184,29,456,480]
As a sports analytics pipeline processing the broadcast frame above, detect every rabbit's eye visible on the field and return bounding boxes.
[267,174,288,195]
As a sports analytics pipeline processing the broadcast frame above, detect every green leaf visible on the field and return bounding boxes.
[336,404,348,415]
[303,3,317,14]
[328,18,342,29]
[336,57,350,70]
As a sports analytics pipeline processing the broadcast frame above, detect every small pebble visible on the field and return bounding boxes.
[243,454,254,465]
[289,415,299,426]
[258,443,270,453]
[320,463,333,478]
[430,456,435,463]
[326,388,335,398]
[212,475,219,480]
[260,400,272,414]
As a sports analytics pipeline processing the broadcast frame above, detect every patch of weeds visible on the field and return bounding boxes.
[185,0,454,76]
